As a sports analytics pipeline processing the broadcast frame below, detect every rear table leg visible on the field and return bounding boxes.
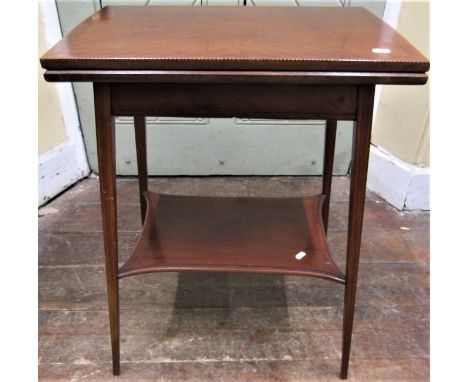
[134,116,148,224]
[322,119,337,233]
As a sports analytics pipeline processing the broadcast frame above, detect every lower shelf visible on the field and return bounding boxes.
[118,191,345,284]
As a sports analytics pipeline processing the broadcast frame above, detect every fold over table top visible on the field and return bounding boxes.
[41,6,428,71]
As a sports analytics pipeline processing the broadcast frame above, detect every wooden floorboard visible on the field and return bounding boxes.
[38,177,429,381]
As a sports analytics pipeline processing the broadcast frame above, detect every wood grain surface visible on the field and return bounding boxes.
[119,192,344,283]
[40,6,429,73]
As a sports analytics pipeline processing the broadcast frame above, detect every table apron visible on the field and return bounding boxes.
[110,83,358,120]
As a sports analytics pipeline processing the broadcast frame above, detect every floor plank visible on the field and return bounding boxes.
[38,177,429,381]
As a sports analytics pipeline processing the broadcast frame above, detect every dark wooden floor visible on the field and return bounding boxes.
[38,177,429,381]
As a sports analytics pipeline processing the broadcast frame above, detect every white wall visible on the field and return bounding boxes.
[367,0,430,210]
[38,1,89,206]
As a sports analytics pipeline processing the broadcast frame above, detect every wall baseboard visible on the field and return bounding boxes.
[38,139,89,206]
[367,144,429,211]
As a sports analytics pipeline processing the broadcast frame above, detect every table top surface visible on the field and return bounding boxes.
[41,6,428,73]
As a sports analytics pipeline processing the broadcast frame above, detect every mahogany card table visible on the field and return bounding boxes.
[41,6,429,379]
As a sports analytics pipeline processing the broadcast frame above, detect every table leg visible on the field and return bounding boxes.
[94,83,120,376]
[134,116,148,224]
[322,120,337,233]
[340,86,375,379]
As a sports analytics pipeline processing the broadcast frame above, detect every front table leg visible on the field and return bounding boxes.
[94,83,120,375]
[340,86,375,379]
